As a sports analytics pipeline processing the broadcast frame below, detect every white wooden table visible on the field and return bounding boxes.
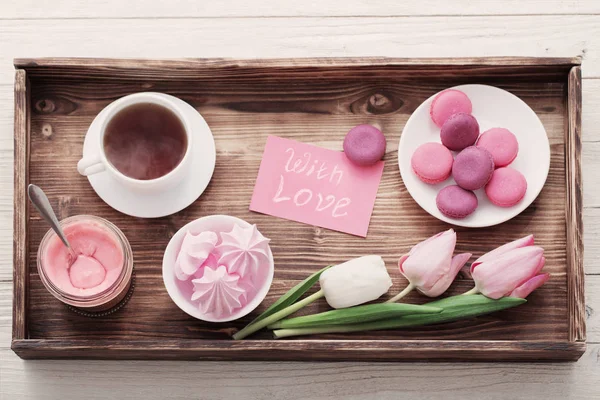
[1,1,599,399]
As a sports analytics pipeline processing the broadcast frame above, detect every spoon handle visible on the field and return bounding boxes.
[27,184,73,251]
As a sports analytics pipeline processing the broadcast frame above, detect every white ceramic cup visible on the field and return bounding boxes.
[77,92,193,193]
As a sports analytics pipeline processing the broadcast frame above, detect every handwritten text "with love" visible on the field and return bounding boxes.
[272,148,350,218]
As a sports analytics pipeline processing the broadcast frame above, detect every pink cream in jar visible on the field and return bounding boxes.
[37,215,133,311]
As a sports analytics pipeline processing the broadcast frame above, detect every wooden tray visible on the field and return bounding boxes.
[12,57,585,361]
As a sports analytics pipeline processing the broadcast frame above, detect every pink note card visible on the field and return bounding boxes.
[250,136,384,237]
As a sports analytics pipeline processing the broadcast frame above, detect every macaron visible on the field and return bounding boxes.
[343,124,386,166]
[436,185,478,219]
[430,89,473,127]
[411,142,453,184]
[476,128,519,167]
[485,167,527,207]
[452,146,495,191]
[440,112,480,151]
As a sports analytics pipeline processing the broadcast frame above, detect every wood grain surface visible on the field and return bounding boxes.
[3,0,600,18]
[14,56,581,79]
[11,59,583,360]
[12,70,29,342]
[567,67,585,342]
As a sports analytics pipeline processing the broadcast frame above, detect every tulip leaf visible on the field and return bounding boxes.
[269,303,442,329]
[394,295,526,327]
[272,295,526,338]
[247,265,331,326]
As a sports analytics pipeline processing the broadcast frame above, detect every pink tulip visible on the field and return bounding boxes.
[388,229,471,302]
[469,235,550,299]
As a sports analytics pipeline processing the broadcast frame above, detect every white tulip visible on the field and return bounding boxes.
[233,256,392,339]
[319,255,392,309]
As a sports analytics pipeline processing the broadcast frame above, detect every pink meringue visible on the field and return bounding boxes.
[191,265,245,318]
[163,215,275,323]
[174,231,218,281]
[218,224,270,279]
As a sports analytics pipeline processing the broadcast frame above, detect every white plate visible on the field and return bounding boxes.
[398,84,550,228]
[82,93,216,218]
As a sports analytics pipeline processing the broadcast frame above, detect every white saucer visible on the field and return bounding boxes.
[398,84,550,228]
[82,94,216,218]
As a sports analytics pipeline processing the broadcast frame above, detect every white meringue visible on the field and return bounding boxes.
[191,265,245,317]
[174,231,218,281]
[217,224,270,279]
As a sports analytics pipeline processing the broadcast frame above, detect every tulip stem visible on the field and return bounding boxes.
[461,287,479,296]
[273,295,527,339]
[385,283,415,303]
[233,289,324,340]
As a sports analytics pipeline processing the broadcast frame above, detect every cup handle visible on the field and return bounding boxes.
[77,155,105,176]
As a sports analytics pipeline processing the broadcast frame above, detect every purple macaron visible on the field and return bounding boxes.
[440,113,480,151]
[436,185,478,219]
[343,124,386,166]
[452,146,495,190]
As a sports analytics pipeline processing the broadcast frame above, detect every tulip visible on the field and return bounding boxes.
[465,235,550,299]
[233,256,391,339]
[387,229,471,303]
[319,255,392,309]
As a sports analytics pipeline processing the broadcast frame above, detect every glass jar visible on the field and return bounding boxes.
[37,215,133,312]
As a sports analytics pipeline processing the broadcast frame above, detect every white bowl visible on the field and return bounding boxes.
[162,215,274,322]
[398,84,551,228]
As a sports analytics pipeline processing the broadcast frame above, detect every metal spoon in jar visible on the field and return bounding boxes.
[27,184,78,265]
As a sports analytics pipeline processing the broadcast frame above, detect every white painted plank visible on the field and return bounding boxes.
[0,344,598,400]
[582,79,600,209]
[583,208,600,275]
[0,84,14,285]
[586,275,600,342]
[0,344,600,400]
[4,345,600,400]
[2,0,600,19]
[582,79,600,143]
[583,145,600,208]
[1,15,598,87]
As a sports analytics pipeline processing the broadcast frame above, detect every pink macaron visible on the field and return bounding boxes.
[436,185,478,219]
[452,146,495,191]
[343,124,386,166]
[440,112,480,151]
[476,128,519,167]
[411,142,453,184]
[485,167,528,207]
[430,89,473,127]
